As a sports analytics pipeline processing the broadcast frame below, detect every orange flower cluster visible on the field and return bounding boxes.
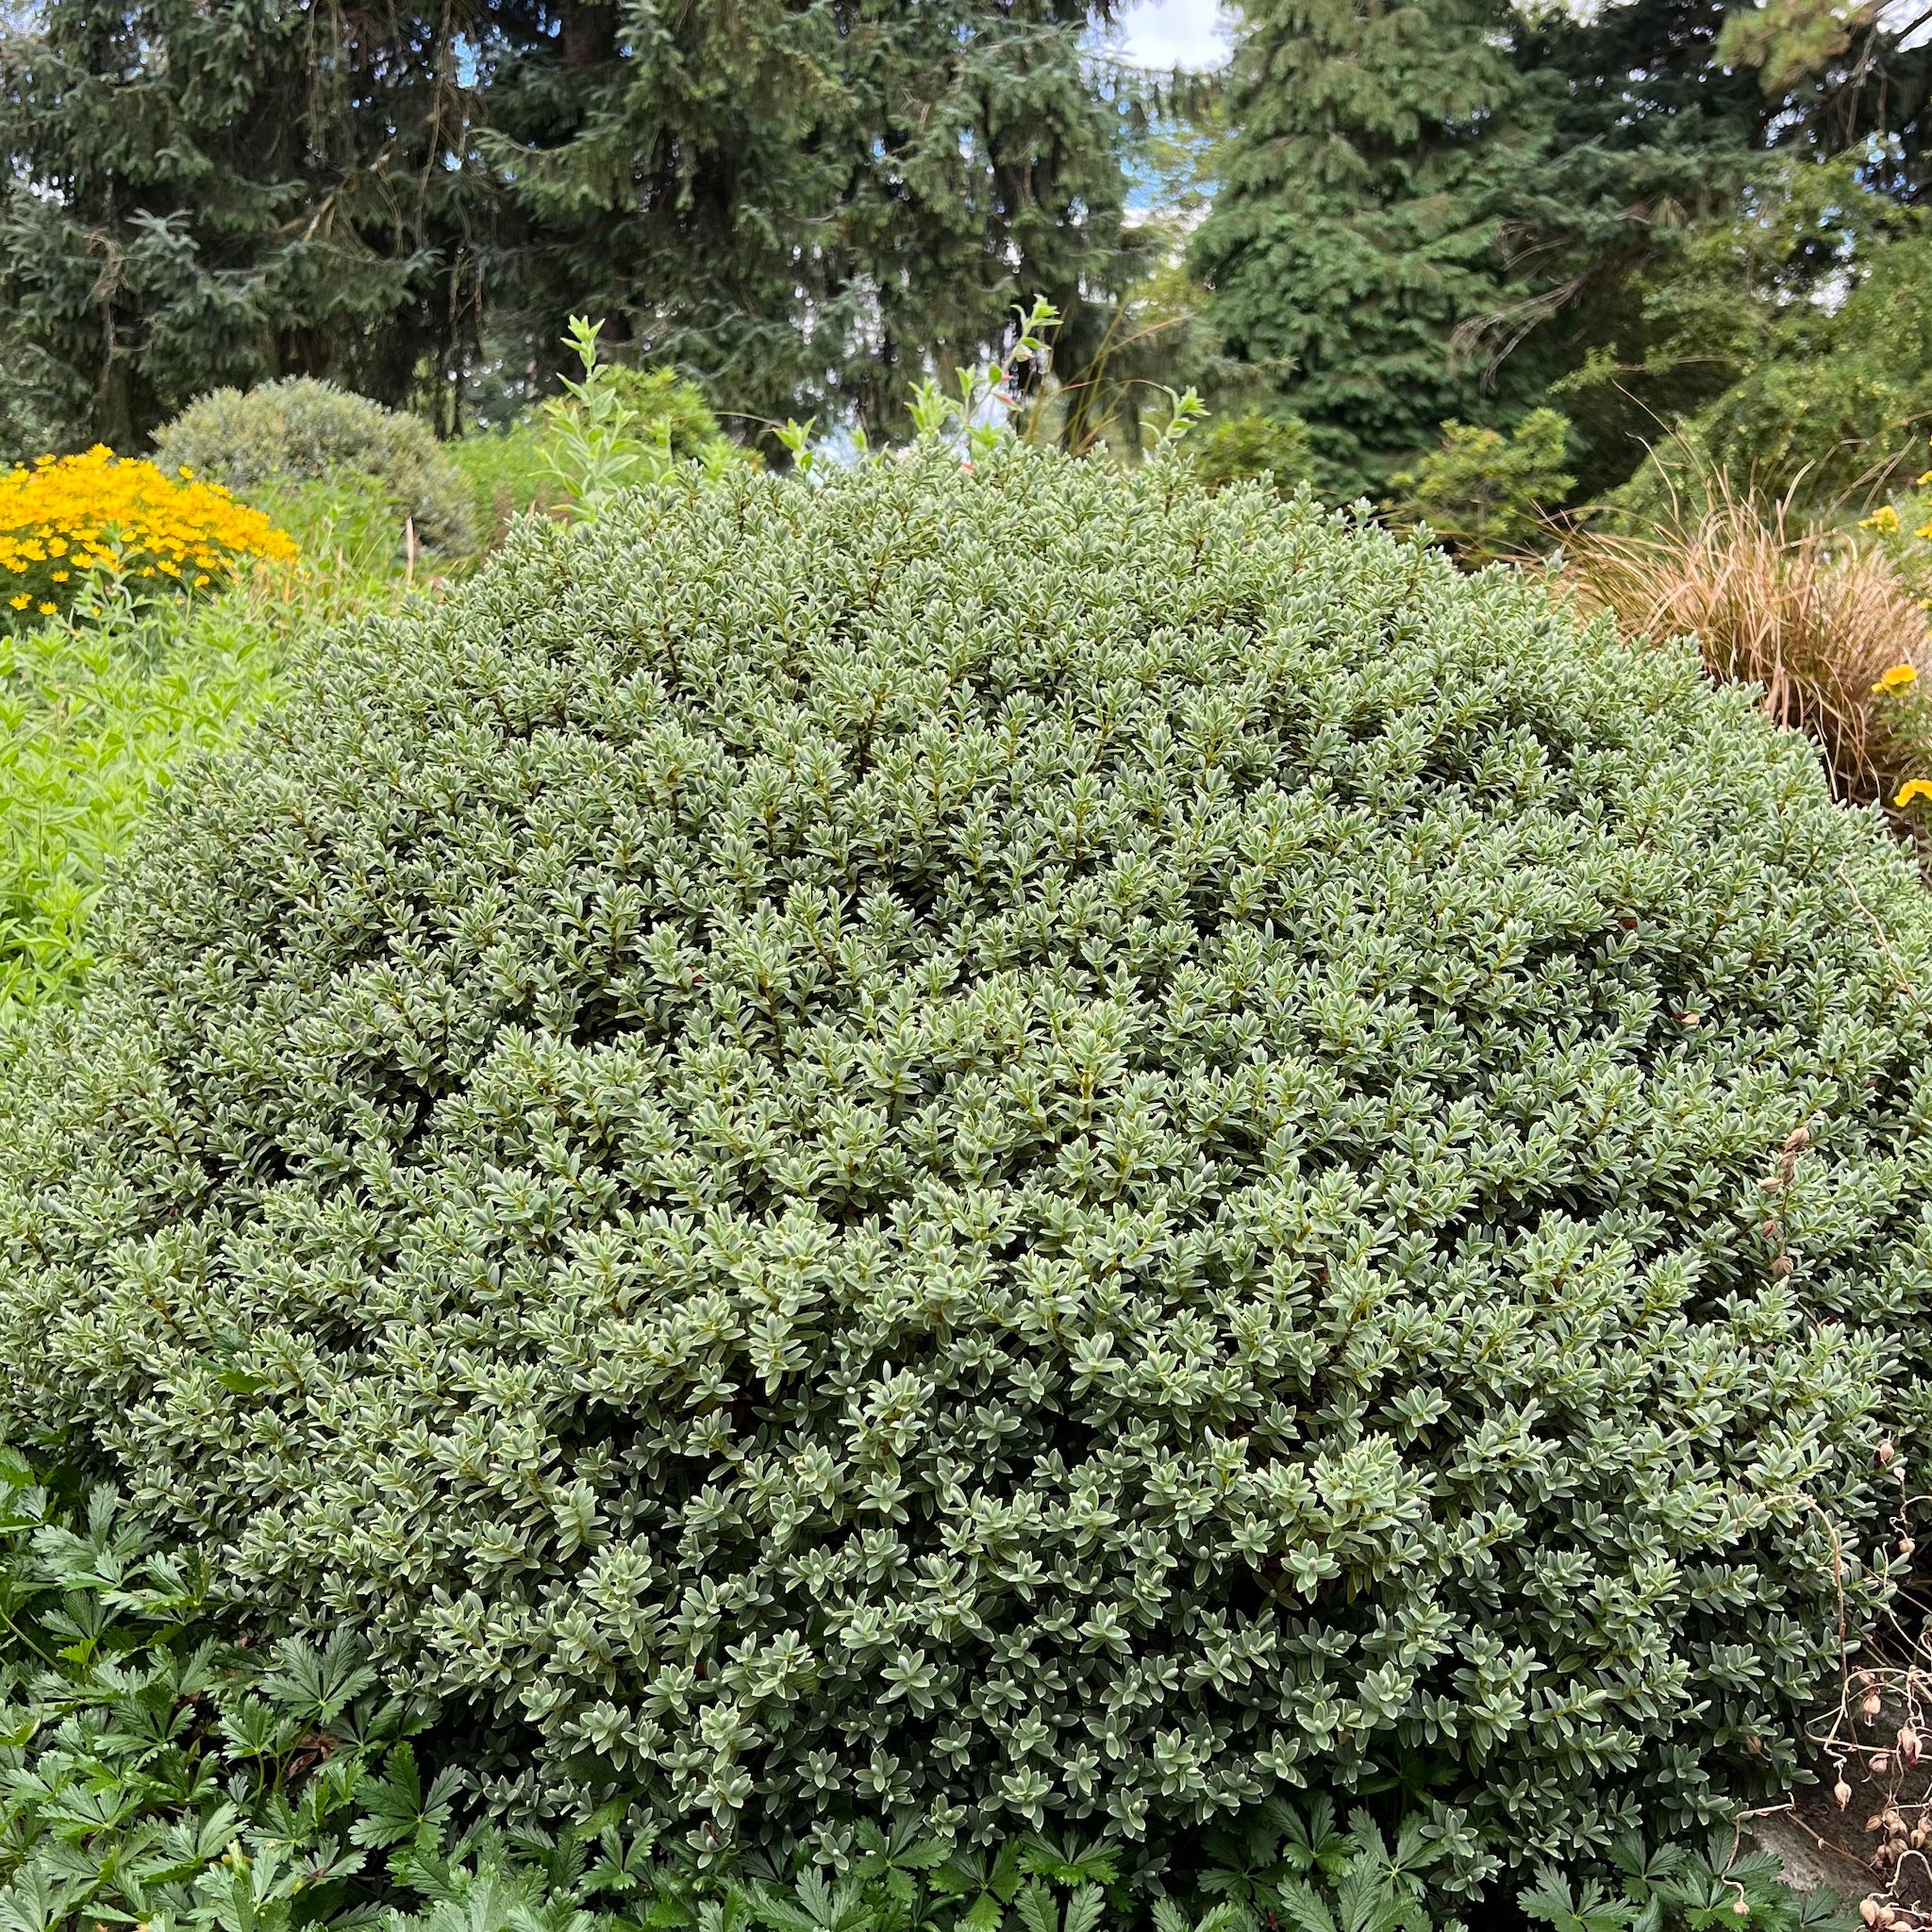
[0,446,296,621]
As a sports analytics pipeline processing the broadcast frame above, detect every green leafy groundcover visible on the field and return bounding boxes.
[0,1455,1855,1932]
[0,449,1929,1873]
[0,583,284,1010]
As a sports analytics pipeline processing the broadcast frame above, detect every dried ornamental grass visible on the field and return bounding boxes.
[1557,491,1931,809]
[3,451,1932,1874]
[0,449,296,623]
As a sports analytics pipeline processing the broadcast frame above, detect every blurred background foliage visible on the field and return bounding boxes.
[0,0,1924,511]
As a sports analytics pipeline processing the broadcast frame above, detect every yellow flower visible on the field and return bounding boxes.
[8,595,27,610]
[1875,664,1919,693]
[36,603,54,616]
[0,447,295,611]
[1897,779,1932,808]
[1862,506,1902,533]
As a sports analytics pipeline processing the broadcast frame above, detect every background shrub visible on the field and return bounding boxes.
[154,380,475,554]
[1385,409,1577,565]
[583,365,738,458]
[449,360,743,543]
[1189,408,1316,495]
[1610,234,1932,525]
[1,452,1930,1875]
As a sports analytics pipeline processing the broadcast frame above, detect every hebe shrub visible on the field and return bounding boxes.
[154,379,475,553]
[3,451,1932,1871]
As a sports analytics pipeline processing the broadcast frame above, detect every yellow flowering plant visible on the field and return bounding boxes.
[1874,661,1932,809]
[0,447,296,625]
[1866,442,1932,811]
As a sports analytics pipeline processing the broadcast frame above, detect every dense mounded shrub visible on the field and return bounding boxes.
[2,450,1932,1873]
[154,379,475,552]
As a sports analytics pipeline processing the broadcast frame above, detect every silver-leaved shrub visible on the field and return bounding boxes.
[155,377,476,554]
[0,449,1929,1872]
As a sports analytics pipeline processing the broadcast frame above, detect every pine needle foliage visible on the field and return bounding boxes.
[1,452,1930,1870]
[1190,0,1540,499]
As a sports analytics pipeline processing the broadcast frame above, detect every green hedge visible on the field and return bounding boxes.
[0,450,1928,1870]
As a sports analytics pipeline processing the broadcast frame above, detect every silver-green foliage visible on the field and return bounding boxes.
[1,450,1930,1864]
[153,380,475,554]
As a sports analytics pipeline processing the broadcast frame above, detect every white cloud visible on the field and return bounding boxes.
[1115,0,1233,70]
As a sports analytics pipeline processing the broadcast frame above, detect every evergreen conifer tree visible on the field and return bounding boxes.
[0,0,1134,451]
[1191,0,1542,497]
[490,0,1138,438]
[1191,0,1784,499]
[0,0,520,449]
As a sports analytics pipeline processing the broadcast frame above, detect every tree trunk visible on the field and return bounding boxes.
[560,0,615,70]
